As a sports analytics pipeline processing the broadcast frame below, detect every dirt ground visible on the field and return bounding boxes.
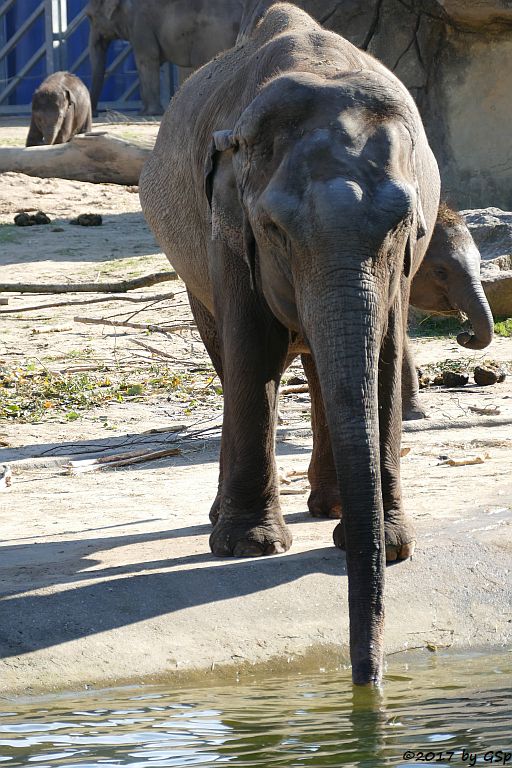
[0,118,511,695]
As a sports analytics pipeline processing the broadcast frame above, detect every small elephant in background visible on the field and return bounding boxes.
[402,203,494,418]
[26,72,92,147]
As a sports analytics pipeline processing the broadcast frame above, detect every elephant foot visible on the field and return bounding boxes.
[139,105,164,116]
[403,406,428,421]
[332,512,416,563]
[210,504,292,557]
[308,487,342,519]
[209,493,221,525]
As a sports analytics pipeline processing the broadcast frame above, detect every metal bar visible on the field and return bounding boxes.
[68,46,88,73]
[118,77,139,102]
[44,0,54,73]
[62,7,86,38]
[0,0,16,18]
[0,2,45,63]
[0,44,46,103]
[105,43,132,77]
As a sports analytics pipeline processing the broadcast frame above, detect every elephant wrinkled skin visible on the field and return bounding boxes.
[139,4,440,685]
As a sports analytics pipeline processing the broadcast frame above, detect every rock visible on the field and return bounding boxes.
[461,209,512,261]
[70,213,102,227]
[482,271,512,317]
[442,371,469,387]
[474,364,507,386]
[14,211,51,226]
[460,209,512,316]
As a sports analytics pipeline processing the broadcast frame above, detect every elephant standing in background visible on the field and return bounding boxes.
[140,4,440,684]
[403,204,494,418]
[85,0,243,114]
[26,72,92,147]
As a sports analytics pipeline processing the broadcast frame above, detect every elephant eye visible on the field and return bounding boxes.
[433,266,448,281]
[265,220,284,245]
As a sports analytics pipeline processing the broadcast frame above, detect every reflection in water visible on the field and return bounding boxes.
[0,651,510,767]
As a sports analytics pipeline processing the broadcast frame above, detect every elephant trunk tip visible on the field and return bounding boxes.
[456,329,493,350]
[351,657,383,687]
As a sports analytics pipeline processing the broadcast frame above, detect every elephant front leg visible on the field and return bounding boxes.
[301,353,341,519]
[26,119,43,147]
[209,261,292,558]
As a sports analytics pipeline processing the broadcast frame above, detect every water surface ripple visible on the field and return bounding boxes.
[0,651,510,767]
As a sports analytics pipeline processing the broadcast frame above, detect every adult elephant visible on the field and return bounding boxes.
[140,4,440,685]
[85,0,243,114]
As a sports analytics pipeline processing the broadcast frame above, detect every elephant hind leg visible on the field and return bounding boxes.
[301,353,341,520]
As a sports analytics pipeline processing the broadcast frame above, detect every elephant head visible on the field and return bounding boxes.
[32,86,75,145]
[206,73,438,684]
[410,203,494,350]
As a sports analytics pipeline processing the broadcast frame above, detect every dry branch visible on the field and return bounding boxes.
[0,291,175,315]
[0,131,154,185]
[74,315,195,333]
[281,384,309,395]
[65,446,181,474]
[132,339,177,359]
[0,272,177,294]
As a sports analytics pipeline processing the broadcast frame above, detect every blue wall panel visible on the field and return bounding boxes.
[0,0,141,110]
[5,0,46,105]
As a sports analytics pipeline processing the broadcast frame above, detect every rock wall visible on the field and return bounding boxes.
[315,0,512,209]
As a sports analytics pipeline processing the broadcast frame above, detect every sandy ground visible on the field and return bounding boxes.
[0,118,511,696]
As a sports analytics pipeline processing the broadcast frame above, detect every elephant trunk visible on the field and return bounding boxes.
[89,30,108,113]
[42,115,64,146]
[299,276,385,685]
[453,276,494,350]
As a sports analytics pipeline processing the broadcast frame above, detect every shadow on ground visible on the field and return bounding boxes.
[0,532,344,658]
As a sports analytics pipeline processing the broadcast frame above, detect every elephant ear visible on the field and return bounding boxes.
[404,190,427,279]
[204,129,256,290]
[65,88,76,107]
[204,130,236,208]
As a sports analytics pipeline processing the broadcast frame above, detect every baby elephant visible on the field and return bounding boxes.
[403,203,494,418]
[26,72,92,147]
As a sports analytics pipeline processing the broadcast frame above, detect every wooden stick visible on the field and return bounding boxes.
[65,446,181,474]
[281,384,309,395]
[74,315,195,334]
[0,291,175,314]
[132,338,177,359]
[0,272,178,294]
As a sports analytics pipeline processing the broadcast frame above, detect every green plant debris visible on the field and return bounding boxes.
[494,317,512,338]
[0,363,221,422]
[409,314,463,339]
